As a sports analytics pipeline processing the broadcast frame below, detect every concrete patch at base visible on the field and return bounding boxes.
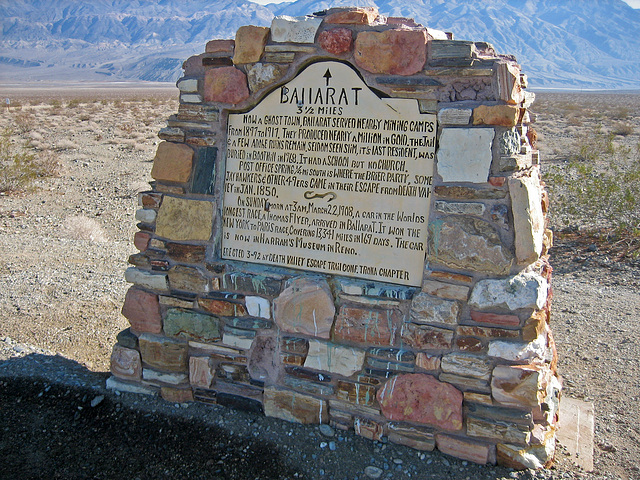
[556,396,594,472]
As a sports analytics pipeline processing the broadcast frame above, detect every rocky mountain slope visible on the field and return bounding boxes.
[1,0,639,89]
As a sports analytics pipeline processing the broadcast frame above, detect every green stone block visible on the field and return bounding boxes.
[164,308,221,342]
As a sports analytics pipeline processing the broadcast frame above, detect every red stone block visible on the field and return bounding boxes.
[377,374,463,431]
[334,305,401,346]
[121,287,162,334]
[470,311,521,327]
[206,39,235,54]
[436,434,495,464]
[204,67,249,104]
[324,7,378,25]
[199,298,247,317]
[488,177,506,187]
[354,29,427,75]
[319,28,353,55]
[134,231,151,252]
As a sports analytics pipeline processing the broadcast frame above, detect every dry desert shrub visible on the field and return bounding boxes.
[53,138,78,151]
[612,122,634,136]
[61,215,108,243]
[0,128,61,193]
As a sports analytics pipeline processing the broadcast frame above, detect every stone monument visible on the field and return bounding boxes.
[109,7,559,469]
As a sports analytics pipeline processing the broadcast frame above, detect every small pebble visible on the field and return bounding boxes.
[364,466,383,479]
[319,424,335,438]
[90,395,104,407]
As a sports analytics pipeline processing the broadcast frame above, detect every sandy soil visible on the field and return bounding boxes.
[0,88,639,480]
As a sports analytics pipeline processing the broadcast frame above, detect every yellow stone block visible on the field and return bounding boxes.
[151,141,194,183]
[155,196,214,241]
[233,25,269,64]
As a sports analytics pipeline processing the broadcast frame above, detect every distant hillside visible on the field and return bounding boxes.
[1,0,640,89]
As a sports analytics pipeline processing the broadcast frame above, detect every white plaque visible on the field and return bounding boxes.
[222,62,436,286]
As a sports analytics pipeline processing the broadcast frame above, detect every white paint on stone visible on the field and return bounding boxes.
[469,272,548,311]
[437,128,495,183]
[177,78,198,92]
[135,208,157,224]
[270,15,323,43]
[437,108,472,125]
[304,340,365,377]
[488,333,547,362]
[509,169,545,264]
[245,295,271,319]
[180,94,203,104]
[124,267,168,291]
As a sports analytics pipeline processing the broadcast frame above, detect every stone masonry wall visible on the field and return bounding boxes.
[108,7,560,469]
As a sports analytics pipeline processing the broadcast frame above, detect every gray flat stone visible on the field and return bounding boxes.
[557,396,594,472]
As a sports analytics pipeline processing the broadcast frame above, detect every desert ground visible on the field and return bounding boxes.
[0,86,639,480]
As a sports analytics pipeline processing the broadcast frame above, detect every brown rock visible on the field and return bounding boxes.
[160,387,194,403]
[134,231,151,252]
[387,422,436,451]
[354,29,427,75]
[435,434,495,465]
[427,216,513,276]
[166,243,206,263]
[455,337,484,352]
[401,323,454,349]
[492,364,547,408]
[470,311,521,327]
[204,66,249,104]
[334,305,401,346]
[121,287,162,334]
[139,192,162,208]
[199,298,247,317]
[428,270,473,284]
[318,28,353,54]
[248,335,279,384]
[206,39,235,54]
[263,387,328,424]
[110,344,142,381]
[473,105,521,127]
[273,277,335,339]
[150,141,194,183]
[155,196,214,242]
[139,333,189,372]
[354,417,385,441]
[523,310,547,342]
[497,61,524,105]
[189,356,215,388]
[233,25,269,64]
[378,374,463,430]
[415,353,441,371]
[336,380,377,406]
[168,265,209,293]
[324,7,378,24]
[456,325,519,340]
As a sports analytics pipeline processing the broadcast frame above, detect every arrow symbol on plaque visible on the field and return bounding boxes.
[323,68,332,86]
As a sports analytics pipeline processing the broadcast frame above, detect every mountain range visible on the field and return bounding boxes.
[1,0,640,90]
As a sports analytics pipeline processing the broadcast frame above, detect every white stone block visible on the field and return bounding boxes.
[488,333,548,362]
[245,296,271,319]
[434,200,485,216]
[270,15,323,43]
[142,369,188,385]
[125,267,169,291]
[222,333,254,350]
[106,376,157,395]
[437,128,495,183]
[177,78,198,92]
[437,108,472,125]
[469,272,548,311]
[180,94,203,104]
[509,169,545,264]
[135,208,157,224]
[304,340,365,377]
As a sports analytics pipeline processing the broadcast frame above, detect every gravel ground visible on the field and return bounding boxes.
[1,89,639,480]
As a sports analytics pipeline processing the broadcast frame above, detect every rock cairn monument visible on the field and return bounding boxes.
[109,7,560,469]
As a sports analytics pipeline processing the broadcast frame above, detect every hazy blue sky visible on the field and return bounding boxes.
[251,0,640,7]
